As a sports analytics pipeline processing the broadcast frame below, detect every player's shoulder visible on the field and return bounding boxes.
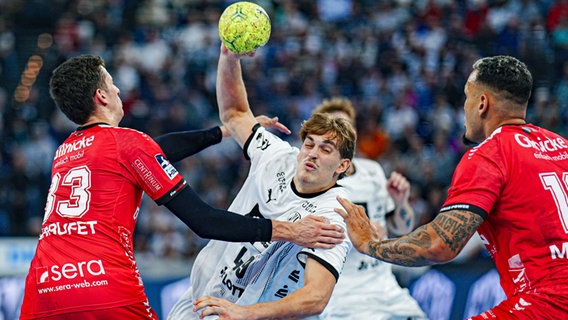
[469,124,551,157]
[112,126,149,137]
[352,157,385,175]
[248,127,297,158]
[108,126,154,143]
[318,184,349,205]
[353,157,380,168]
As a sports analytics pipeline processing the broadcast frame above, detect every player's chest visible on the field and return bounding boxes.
[256,187,329,222]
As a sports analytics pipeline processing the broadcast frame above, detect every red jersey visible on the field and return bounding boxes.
[21,124,186,318]
[442,124,568,298]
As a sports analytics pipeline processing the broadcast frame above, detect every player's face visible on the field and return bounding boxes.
[463,70,484,143]
[295,133,350,193]
[101,67,124,120]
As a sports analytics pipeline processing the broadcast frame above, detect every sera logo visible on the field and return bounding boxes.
[155,154,178,180]
[36,259,105,284]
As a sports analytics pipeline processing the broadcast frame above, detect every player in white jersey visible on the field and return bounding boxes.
[314,98,427,320]
[168,44,357,320]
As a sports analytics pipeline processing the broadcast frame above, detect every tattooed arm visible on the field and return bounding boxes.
[335,196,484,267]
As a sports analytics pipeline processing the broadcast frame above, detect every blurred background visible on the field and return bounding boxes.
[0,0,567,319]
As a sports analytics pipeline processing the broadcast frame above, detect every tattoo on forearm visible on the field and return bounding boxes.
[388,206,414,236]
[367,210,483,267]
[369,224,433,266]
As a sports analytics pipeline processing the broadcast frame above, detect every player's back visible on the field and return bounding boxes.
[21,124,155,318]
[468,124,568,296]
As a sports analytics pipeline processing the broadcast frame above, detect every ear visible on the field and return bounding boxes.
[336,158,351,176]
[94,88,108,106]
[478,92,490,118]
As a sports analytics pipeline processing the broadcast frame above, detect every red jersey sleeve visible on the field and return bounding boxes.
[114,128,187,204]
[441,136,506,218]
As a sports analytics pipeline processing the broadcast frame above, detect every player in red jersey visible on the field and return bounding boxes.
[336,55,568,319]
[20,55,345,319]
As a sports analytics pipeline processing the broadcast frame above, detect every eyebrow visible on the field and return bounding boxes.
[306,135,338,149]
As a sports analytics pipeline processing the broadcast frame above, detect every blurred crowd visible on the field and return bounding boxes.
[1,0,568,261]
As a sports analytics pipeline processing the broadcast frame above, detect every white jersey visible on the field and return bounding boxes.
[169,126,351,320]
[320,158,427,320]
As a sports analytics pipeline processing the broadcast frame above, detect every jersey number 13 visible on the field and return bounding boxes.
[44,166,92,222]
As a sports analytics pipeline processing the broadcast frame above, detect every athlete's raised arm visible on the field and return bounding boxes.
[216,43,260,148]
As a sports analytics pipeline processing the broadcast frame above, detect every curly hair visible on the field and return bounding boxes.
[49,55,107,125]
[472,55,533,106]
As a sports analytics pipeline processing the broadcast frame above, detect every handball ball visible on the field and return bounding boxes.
[218,1,271,54]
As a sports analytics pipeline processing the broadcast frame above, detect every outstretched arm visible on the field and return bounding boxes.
[335,196,484,266]
[154,127,223,163]
[164,186,344,247]
[194,258,336,320]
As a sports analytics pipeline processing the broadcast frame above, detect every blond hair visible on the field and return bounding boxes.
[313,97,356,125]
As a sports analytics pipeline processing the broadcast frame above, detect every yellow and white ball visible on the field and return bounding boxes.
[218,1,271,54]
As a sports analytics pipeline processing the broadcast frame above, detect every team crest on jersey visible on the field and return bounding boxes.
[155,154,178,179]
[288,211,302,222]
[255,132,271,151]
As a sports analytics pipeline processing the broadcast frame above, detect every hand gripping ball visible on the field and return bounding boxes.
[218,1,271,54]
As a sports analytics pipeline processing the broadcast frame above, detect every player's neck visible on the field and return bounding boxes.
[498,115,526,127]
[82,115,118,127]
[292,176,336,195]
[486,117,526,138]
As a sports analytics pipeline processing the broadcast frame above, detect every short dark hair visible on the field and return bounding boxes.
[49,55,106,125]
[472,55,533,105]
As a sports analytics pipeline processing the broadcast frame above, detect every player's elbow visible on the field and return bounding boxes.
[312,297,329,314]
[304,301,328,316]
[427,238,461,264]
[219,108,245,125]
[300,289,331,316]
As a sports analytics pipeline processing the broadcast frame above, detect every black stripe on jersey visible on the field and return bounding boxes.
[297,251,339,281]
[291,179,342,198]
[243,123,262,161]
[439,203,488,219]
[155,180,187,205]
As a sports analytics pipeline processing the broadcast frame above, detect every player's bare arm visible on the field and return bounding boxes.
[194,258,335,319]
[386,171,415,236]
[217,43,259,147]
[336,196,484,267]
[220,115,291,138]
[272,216,345,248]
[387,204,414,236]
